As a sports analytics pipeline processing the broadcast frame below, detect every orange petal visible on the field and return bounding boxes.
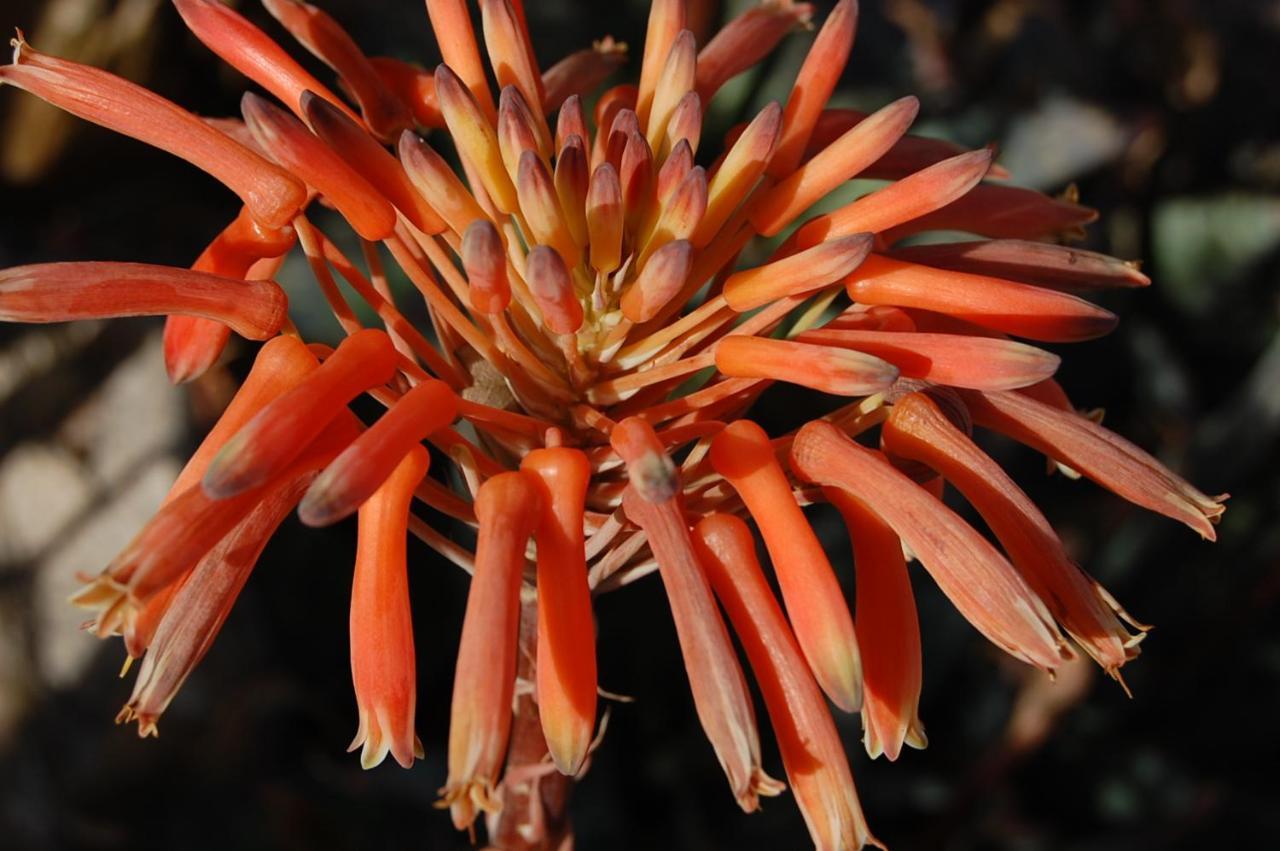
[790,420,1072,671]
[694,0,814,103]
[959,389,1228,539]
[693,102,781,247]
[119,468,314,737]
[789,148,993,249]
[891,239,1151,291]
[203,329,399,499]
[349,446,429,768]
[714,336,899,396]
[769,0,858,177]
[423,0,497,120]
[541,40,628,114]
[613,418,781,812]
[520,447,597,776]
[724,233,872,312]
[621,239,694,324]
[693,513,880,849]
[586,163,624,274]
[442,471,542,830]
[164,209,297,383]
[796,328,1060,390]
[368,57,442,128]
[525,246,583,334]
[804,107,1005,179]
[241,92,397,240]
[882,392,1144,674]
[261,0,411,140]
[518,150,580,267]
[173,0,355,122]
[1,37,306,229]
[751,95,919,237]
[300,379,458,526]
[554,136,590,247]
[645,29,696,147]
[635,0,686,127]
[398,130,489,235]
[303,93,446,234]
[479,0,547,133]
[845,254,1118,342]
[824,488,926,761]
[460,220,511,314]
[709,420,863,712]
[0,261,286,339]
[435,63,519,214]
[883,182,1098,243]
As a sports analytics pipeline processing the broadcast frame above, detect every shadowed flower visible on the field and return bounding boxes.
[0,0,1225,847]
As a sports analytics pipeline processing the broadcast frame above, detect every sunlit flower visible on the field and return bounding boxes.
[0,0,1226,847]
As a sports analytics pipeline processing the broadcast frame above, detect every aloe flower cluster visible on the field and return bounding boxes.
[0,0,1227,847]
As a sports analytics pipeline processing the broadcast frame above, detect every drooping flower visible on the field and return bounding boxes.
[0,0,1225,847]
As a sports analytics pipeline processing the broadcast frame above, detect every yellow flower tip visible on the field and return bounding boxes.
[349,702,420,769]
[434,62,519,214]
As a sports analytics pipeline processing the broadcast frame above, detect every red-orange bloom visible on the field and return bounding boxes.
[694,513,880,850]
[349,446,429,769]
[521,444,597,776]
[0,0,1227,845]
[442,471,542,829]
[710,420,863,713]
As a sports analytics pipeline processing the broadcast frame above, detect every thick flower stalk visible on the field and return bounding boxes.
[0,1,1227,848]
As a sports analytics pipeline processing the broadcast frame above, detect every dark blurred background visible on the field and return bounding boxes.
[0,1,1277,849]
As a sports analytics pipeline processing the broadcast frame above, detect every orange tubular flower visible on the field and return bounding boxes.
[119,472,315,738]
[796,328,1061,391]
[960,389,1228,539]
[0,261,286,339]
[845,254,1118,343]
[613,418,782,812]
[300,379,458,526]
[791,420,1073,672]
[709,421,863,712]
[349,446,429,769]
[0,37,306,228]
[521,444,597,776]
[881,392,1145,676]
[203,328,398,499]
[694,513,880,850]
[0,0,1228,844]
[241,92,397,240]
[442,471,542,830]
[824,487,926,762]
[164,208,297,384]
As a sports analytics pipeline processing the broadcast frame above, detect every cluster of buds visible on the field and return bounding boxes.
[0,0,1225,847]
